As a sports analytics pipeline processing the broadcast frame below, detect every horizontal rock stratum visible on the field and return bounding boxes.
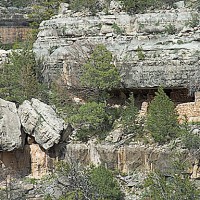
[33,2,200,89]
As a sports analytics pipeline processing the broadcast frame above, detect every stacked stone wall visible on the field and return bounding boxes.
[176,92,200,122]
[0,27,31,44]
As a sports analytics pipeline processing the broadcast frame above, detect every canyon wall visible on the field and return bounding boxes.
[33,2,200,91]
[0,97,199,180]
[0,0,200,184]
[0,6,31,44]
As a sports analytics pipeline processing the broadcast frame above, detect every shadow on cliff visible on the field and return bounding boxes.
[0,145,31,182]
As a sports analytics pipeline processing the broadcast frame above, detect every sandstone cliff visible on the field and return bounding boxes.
[0,96,199,199]
[0,97,199,179]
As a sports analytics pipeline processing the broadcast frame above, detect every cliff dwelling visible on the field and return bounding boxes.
[0,7,31,44]
[0,0,200,199]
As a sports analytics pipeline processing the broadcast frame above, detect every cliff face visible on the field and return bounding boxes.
[0,2,200,196]
[0,98,66,174]
[0,97,199,181]
[0,6,31,44]
[34,2,200,90]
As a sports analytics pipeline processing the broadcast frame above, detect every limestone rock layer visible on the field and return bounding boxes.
[33,3,200,89]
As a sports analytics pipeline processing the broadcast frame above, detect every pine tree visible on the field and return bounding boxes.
[90,166,123,200]
[121,94,143,135]
[147,87,180,144]
[0,43,47,104]
[81,44,120,93]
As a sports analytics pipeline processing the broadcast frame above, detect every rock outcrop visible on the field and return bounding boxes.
[0,98,24,151]
[63,141,191,174]
[0,6,31,44]
[0,49,9,67]
[0,98,67,180]
[34,2,200,90]
[18,98,65,150]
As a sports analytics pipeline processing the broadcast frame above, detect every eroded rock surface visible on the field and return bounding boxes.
[34,3,200,89]
[18,98,65,150]
[0,98,24,151]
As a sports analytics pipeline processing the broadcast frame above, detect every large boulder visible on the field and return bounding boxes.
[0,98,24,151]
[18,98,65,150]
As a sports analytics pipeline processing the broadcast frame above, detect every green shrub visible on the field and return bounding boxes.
[165,23,176,35]
[59,191,84,200]
[137,46,145,60]
[121,94,143,135]
[143,158,200,200]
[147,87,180,144]
[119,0,156,14]
[69,0,99,15]
[0,0,32,7]
[0,42,47,104]
[119,0,179,14]
[44,194,52,200]
[90,166,123,200]
[69,0,112,15]
[53,162,124,200]
[112,23,124,35]
[69,102,112,141]
[81,44,121,97]
[181,127,200,150]
[28,0,64,28]
[49,79,83,124]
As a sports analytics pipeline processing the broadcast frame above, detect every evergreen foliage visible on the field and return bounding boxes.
[121,94,143,135]
[49,80,77,116]
[147,87,180,144]
[143,158,200,200]
[0,43,47,104]
[90,166,123,200]
[119,0,156,13]
[69,102,111,141]
[69,0,100,15]
[118,0,179,14]
[81,44,121,94]
[181,123,200,150]
[54,162,123,200]
[0,0,31,7]
[28,0,64,28]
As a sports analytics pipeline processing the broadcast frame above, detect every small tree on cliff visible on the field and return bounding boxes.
[28,0,64,29]
[81,44,121,101]
[121,93,144,135]
[147,87,180,144]
[69,101,112,141]
[0,42,47,104]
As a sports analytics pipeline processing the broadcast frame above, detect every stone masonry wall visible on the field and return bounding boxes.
[176,92,200,122]
[0,27,31,44]
[0,6,31,44]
